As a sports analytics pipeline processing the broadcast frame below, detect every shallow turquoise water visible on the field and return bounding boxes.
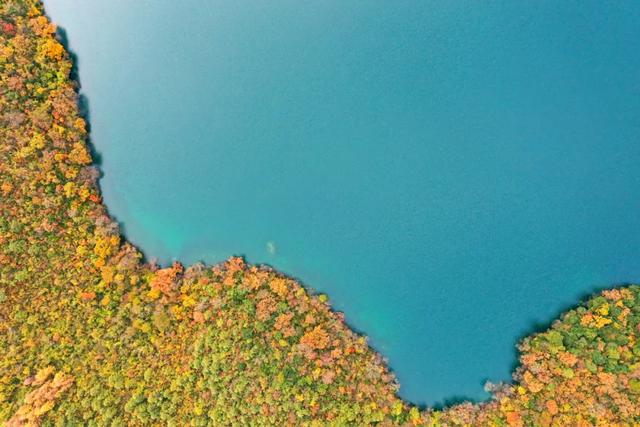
[44,0,640,405]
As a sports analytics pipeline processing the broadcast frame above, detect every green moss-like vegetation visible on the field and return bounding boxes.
[1,1,639,425]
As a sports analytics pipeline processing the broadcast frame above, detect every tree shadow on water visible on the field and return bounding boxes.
[50,16,638,417]
[425,281,633,412]
[54,25,140,248]
[407,280,634,411]
[55,26,102,167]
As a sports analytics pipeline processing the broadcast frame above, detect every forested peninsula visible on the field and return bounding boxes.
[1,1,640,425]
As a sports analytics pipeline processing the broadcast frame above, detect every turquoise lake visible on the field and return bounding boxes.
[44,1,640,405]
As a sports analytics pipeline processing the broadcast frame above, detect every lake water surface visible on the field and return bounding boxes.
[44,0,640,405]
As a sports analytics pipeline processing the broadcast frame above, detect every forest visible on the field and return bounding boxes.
[1,0,639,425]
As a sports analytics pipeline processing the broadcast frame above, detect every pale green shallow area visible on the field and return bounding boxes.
[44,0,640,405]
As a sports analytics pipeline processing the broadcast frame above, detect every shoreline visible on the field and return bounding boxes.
[1,1,639,424]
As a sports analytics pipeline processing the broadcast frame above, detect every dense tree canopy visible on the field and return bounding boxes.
[1,1,639,425]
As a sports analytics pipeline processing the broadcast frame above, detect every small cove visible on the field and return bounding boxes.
[44,0,640,405]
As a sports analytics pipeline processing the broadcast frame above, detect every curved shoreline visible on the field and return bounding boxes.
[1,1,639,424]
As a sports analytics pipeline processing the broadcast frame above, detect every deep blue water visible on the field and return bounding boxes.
[44,0,640,405]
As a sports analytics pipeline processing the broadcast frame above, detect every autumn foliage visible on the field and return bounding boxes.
[1,1,639,425]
